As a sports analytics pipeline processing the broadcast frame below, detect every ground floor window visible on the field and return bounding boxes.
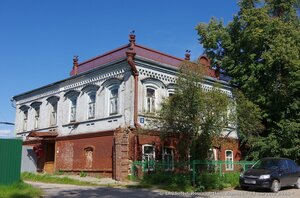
[142,144,155,171]
[162,147,174,171]
[225,150,234,170]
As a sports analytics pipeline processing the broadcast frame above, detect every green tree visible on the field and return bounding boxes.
[159,61,233,160]
[196,0,300,161]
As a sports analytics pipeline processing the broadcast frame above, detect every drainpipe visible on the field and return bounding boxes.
[126,33,139,128]
[126,32,139,161]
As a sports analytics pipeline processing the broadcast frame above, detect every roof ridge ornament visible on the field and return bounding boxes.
[185,50,191,60]
[73,55,79,75]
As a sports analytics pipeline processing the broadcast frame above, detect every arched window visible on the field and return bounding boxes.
[225,150,234,170]
[88,92,96,119]
[30,102,42,129]
[47,96,59,126]
[146,88,156,113]
[20,105,29,131]
[109,87,119,115]
[81,84,99,119]
[64,90,80,123]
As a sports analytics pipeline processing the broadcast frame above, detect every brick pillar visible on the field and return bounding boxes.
[113,127,131,181]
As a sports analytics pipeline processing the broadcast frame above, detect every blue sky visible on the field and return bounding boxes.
[0,0,239,135]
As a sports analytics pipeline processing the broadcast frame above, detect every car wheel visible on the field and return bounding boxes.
[271,180,280,193]
[295,177,300,189]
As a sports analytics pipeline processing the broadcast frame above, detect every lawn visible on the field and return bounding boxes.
[0,182,42,198]
[22,172,97,186]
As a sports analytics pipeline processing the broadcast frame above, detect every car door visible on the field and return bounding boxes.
[287,159,298,185]
[278,159,290,186]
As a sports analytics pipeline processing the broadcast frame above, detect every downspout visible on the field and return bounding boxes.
[126,33,139,161]
[126,33,139,128]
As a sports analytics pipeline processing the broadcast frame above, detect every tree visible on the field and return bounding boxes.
[159,61,233,160]
[196,0,300,161]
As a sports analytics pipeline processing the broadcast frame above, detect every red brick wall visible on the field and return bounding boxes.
[55,132,114,177]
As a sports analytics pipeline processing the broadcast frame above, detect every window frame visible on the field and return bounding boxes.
[109,86,119,115]
[225,150,234,171]
[87,91,96,119]
[69,97,77,122]
[162,147,174,171]
[142,144,156,171]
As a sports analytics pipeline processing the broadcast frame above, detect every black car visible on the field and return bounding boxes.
[239,157,300,192]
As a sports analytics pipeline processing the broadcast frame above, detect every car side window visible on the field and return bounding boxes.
[287,159,297,172]
[279,160,288,170]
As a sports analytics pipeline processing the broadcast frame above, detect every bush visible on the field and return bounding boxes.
[141,172,192,192]
[195,172,239,191]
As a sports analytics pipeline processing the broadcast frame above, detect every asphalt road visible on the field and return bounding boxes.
[27,181,300,198]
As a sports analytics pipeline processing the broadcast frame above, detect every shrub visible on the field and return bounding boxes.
[141,172,192,192]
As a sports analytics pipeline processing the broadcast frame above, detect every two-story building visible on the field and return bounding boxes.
[13,34,240,180]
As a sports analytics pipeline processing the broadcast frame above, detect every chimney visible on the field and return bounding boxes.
[185,50,191,61]
[73,55,79,75]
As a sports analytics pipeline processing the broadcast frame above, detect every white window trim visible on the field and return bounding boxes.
[108,85,119,116]
[144,85,158,113]
[142,144,156,171]
[23,110,28,131]
[87,91,96,119]
[69,97,77,122]
[225,150,234,171]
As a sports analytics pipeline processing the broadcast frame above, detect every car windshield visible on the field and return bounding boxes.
[252,159,280,170]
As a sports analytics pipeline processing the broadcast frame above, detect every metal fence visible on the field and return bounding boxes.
[131,160,255,183]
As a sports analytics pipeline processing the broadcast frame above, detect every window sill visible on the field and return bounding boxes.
[63,114,122,127]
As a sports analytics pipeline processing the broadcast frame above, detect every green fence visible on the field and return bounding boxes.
[131,160,255,183]
[0,138,22,185]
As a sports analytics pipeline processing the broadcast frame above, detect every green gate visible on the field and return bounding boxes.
[0,138,22,185]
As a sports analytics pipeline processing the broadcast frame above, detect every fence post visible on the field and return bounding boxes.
[219,160,222,176]
[192,160,196,185]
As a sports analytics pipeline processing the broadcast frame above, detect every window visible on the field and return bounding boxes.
[110,88,119,115]
[88,92,96,119]
[23,110,28,131]
[146,88,156,113]
[70,97,77,122]
[34,106,40,129]
[163,147,174,171]
[50,102,57,126]
[142,145,155,171]
[225,150,234,170]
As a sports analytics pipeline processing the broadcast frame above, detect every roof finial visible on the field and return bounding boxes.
[185,50,191,60]
[129,30,136,46]
[73,55,79,75]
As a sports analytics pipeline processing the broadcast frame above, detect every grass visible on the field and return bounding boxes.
[22,172,97,186]
[0,181,42,198]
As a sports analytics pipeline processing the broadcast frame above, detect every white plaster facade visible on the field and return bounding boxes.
[13,39,237,140]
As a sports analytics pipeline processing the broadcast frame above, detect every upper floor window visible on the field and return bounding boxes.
[88,92,96,119]
[146,88,156,113]
[50,102,58,126]
[47,96,59,126]
[30,102,42,129]
[225,150,234,170]
[22,110,28,131]
[20,105,29,131]
[34,106,40,129]
[110,88,119,115]
[70,97,77,122]
[64,90,80,123]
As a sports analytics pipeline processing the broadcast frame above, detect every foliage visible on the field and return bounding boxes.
[159,61,233,160]
[21,172,96,186]
[79,171,87,177]
[141,172,193,192]
[196,0,300,161]
[195,172,240,192]
[0,181,42,198]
